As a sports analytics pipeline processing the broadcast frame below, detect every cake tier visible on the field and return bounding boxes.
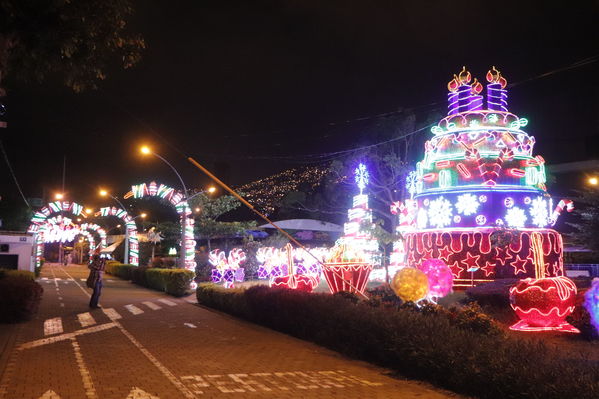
[414,188,552,229]
[404,228,564,288]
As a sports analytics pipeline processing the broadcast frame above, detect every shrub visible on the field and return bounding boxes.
[105,262,136,280]
[0,275,43,323]
[0,269,35,280]
[196,284,599,399]
[110,263,194,297]
[35,258,45,277]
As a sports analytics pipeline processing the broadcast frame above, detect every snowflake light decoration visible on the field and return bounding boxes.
[529,197,549,227]
[406,171,418,199]
[427,197,453,228]
[455,194,480,216]
[354,163,369,194]
[505,207,527,228]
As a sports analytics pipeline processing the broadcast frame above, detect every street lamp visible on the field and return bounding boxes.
[140,145,190,268]
[588,176,598,186]
[55,193,64,200]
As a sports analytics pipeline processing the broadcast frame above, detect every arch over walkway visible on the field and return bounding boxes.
[28,201,107,267]
[124,181,196,270]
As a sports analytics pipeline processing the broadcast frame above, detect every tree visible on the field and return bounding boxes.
[0,0,144,94]
[188,192,256,251]
[568,189,599,253]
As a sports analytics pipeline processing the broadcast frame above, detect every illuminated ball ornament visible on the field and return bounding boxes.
[392,268,429,303]
[509,276,579,333]
[417,259,453,300]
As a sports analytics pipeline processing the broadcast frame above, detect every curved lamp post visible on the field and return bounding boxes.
[140,146,190,268]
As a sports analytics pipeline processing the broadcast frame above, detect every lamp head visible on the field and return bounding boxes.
[140,146,151,155]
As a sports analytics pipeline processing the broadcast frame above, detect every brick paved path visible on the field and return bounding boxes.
[0,264,463,399]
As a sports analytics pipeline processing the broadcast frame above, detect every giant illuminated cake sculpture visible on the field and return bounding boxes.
[403,67,569,287]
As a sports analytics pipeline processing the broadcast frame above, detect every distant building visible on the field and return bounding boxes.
[0,231,35,272]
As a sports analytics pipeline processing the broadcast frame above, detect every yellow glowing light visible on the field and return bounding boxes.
[117,224,121,228]
[140,213,147,218]
[140,146,151,155]
[391,268,429,302]
[55,193,64,200]
[208,186,216,193]
[195,207,201,212]
[77,218,82,222]
[589,177,598,186]
[99,189,108,197]
[85,208,93,214]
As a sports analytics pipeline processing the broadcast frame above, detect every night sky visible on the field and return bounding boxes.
[1,0,598,209]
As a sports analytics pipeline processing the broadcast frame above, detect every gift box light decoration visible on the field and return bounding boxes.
[270,244,319,292]
[402,66,574,287]
[323,243,373,295]
[209,248,246,288]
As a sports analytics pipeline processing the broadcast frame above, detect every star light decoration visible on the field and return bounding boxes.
[505,206,527,228]
[455,193,480,216]
[529,197,549,227]
[354,163,369,194]
[427,197,453,228]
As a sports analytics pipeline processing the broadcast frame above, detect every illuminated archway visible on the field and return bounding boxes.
[124,181,196,270]
[28,201,108,266]
[96,206,139,266]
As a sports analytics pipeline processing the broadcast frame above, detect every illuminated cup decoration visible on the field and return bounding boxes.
[391,268,429,303]
[509,276,579,333]
[585,279,599,334]
[417,258,453,300]
[322,244,373,295]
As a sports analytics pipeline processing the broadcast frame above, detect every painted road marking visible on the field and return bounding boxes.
[126,387,160,398]
[112,320,195,399]
[102,308,122,320]
[44,318,63,336]
[157,299,177,306]
[38,390,61,398]
[180,370,384,395]
[125,304,144,315]
[71,338,98,399]
[183,323,197,329]
[41,277,48,280]
[142,301,162,310]
[54,278,61,281]
[20,323,117,350]
[80,278,86,281]
[77,312,96,328]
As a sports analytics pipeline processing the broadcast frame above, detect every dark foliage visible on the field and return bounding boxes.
[197,284,599,399]
[106,262,193,296]
[0,274,43,323]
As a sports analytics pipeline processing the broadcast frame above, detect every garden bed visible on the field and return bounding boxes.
[0,269,43,323]
[196,283,599,399]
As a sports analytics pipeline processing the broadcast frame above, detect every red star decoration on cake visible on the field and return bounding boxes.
[407,251,416,265]
[495,246,513,264]
[481,261,496,277]
[448,261,465,279]
[437,246,453,262]
[510,255,529,275]
[420,247,434,260]
[460,252,481,270]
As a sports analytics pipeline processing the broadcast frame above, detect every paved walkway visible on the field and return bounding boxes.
[0,264,462,399]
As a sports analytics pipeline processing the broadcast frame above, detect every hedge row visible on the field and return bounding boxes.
[0,269,43,323]
[196,284,599,399]
[105,262,194,297]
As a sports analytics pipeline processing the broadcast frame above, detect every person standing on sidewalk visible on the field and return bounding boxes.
[87,251,106,308]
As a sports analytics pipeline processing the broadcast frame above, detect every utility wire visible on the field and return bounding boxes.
[0,138,31,209]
